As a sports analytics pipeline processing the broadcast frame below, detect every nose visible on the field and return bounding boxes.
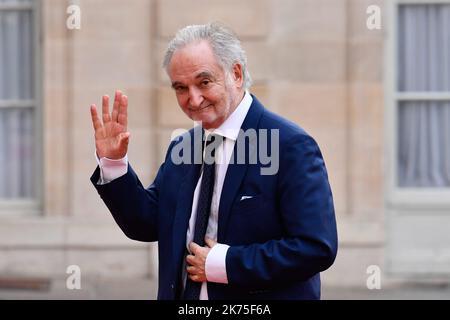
[188,87,204,109]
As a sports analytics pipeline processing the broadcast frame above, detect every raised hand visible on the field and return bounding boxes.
[90,90,129,160]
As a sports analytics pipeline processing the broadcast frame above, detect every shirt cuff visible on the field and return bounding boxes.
[96,152,128,185]
[205,243,229,284]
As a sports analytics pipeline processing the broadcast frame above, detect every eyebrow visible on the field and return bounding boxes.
[195,71,214,80]
[171,71,215,89]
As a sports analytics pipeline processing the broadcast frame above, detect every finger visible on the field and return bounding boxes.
[205,238,217,248]
[102,95,111,123]
[186,266,196,275]
[118,94,128,128]
[90,104,102,131]
[189,242,201,255]
[118,132,130,149]
[112,90,122,122]
[189,274,201,282]
[186,254,196,266]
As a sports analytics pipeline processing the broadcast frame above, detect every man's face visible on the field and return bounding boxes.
[168,40,243,129]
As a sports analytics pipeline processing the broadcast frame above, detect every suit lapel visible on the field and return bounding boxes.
[217,97,264,242]
[171,126,203,284]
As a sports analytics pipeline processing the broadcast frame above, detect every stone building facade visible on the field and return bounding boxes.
[1,0,449,297]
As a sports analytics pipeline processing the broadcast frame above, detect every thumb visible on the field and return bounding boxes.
[118,132,130,147]
[205,238,217,248]
[189,242,201,255]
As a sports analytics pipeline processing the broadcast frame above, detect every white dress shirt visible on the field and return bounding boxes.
[97,91,253,300]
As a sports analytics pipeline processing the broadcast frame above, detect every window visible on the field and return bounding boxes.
[387,0,450,206]
[0,0,40,212]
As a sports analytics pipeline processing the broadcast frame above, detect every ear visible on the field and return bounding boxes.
[231,63,244,88]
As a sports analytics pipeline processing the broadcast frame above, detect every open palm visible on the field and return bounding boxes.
[90,90,130,159]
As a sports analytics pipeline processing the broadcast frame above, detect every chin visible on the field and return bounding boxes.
[198,119,213,129]
[194,115,216,128]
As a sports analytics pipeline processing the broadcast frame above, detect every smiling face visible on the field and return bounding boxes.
[167,40,244,129]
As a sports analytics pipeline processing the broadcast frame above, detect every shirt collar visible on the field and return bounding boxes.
[204,91,253,141]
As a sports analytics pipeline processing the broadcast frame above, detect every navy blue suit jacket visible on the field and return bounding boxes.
[91,96,338,300]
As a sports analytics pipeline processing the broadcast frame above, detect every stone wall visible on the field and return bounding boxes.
[0,0,386,289]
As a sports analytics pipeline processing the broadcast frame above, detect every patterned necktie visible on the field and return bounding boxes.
[183,133,223,300]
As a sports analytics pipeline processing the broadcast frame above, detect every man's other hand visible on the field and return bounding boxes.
[186,238,217,282]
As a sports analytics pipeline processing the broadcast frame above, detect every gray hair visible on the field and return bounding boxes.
[162,22,252,90]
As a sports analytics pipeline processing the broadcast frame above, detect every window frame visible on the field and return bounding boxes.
[386,0,450,209]
[0,0,42,215]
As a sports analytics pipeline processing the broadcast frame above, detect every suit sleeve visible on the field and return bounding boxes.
[226,134,338,288]
[90,141,174,242]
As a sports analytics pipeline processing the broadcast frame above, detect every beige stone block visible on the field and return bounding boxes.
[127,128,156,187]
[71,163,109,218]
[66,248,150,277]
[156,129,178,165]
[0,277,95,299]
[243,41,273,83]
[147,242,159,279]
[348,84,384,216]
[273,42,347,82]
[0,219,64,247]
[75,0,153,42]
[271,83,347,215]
[0,249,65,277]
[43,89,70,216]
[156,40,171,84]
[43,0,69,41]
[272,83,347,145]
[321,246,384,287]
[337,218,385,245]
[44,40,70,90]
[72,42,153,88]
[270,0,347,41]
[92,277,158,299]
[348,0,385,41]
[121,87,155,129]
[156,87,192,127]
[66,221,149,247]
[250,85,270,109]
[72,87,131,132]
[69,125,109,218]
[157,0,270,39]
[348,40,383,82]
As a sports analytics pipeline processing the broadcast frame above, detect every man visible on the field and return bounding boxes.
[90,23,337,300]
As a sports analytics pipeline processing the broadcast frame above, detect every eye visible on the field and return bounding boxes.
[201,79,211,87]
[174,86,187,93]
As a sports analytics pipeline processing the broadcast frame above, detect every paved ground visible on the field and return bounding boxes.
[0,277,158,300]
[1,277,450,300]
[322,284,450,300]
